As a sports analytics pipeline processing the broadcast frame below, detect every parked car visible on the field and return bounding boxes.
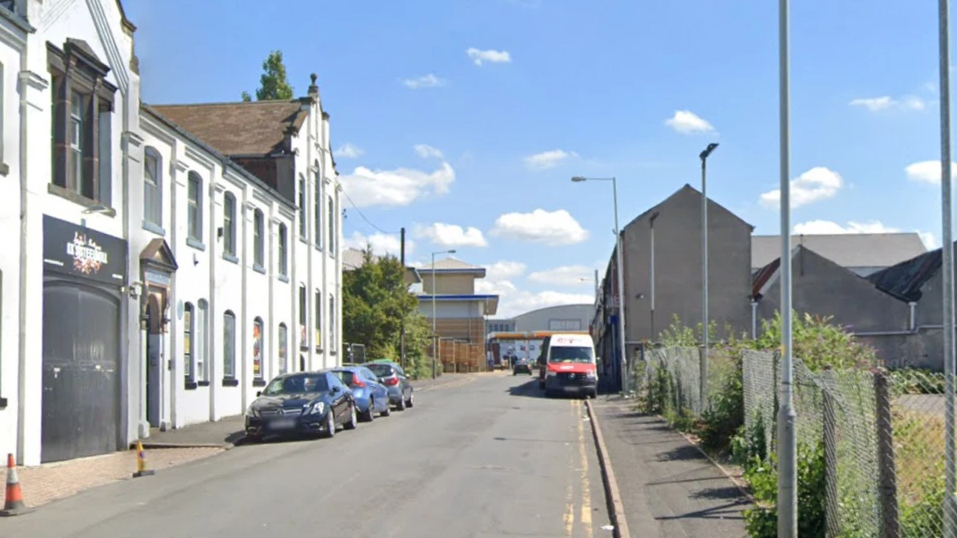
[512,358,533,375]
[244,371,357,441]
[365,361,414,411]
[331,366,391,422]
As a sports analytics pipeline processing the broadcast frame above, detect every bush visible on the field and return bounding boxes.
[743,440,827,538]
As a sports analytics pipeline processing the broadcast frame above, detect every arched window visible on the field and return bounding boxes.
[184,302,194,384]
[253,208,265,269]
[299,284,307,350]
[143,146,162,229]
[314,289,322,349]
[223,192,237,257]
[298,174,307,239]
[223,311,236,380]
[278,223,288,277]
[187,171,203,242]
[328,195,336,254]
[314,179,321,249]
[278,323,288,375]
[253,317,264,381]
[329,294,336,352]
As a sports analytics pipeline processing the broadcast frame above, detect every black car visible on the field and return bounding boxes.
[513,358,533,375]
[244,371,357,441]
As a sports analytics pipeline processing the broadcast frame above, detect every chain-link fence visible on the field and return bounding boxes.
[638,346,955,537]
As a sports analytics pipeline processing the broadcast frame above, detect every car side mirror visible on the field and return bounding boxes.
[256,391,262,397]
[331,386,340,393]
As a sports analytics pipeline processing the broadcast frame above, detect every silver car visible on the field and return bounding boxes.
[365,362,414,411]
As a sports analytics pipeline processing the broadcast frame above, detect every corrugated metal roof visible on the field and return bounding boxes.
[342,248,368,271]
[750,257,782,299]
[751,233,927,270]
[866,248,942,302]
[431,257,481,270]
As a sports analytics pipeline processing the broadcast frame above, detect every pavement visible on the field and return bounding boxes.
[591,397,750,537]
[0,372,611,538]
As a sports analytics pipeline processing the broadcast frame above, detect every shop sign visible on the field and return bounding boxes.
[43,215,127,285]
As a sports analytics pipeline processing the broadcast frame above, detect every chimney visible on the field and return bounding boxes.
[308,73,320,101]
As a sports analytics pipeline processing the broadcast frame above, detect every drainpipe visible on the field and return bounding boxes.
[138,295,148,437]
[240,194,249,409]
[15,46,31,465]
[750,300,758,339]
[909,301,917,331]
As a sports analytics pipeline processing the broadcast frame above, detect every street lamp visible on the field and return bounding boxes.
[432,249,456,379]
[571,175,629,394]
[699,142,718,413]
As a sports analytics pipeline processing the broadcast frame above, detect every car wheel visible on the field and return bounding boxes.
[361,398,375,422]
[321,411,336,439]
[513,370,517,376]
[344,403,358,430]
[395,395,406,412]
[380,401,392,417]
[406,391,414,408]
[244,434,261,444]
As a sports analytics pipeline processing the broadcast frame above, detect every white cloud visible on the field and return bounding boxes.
[486,260,527,280]
[759,167,844,209]
[340,150,455,208]
[343,231,412,258]
[919,231,940,249]
[413,222,488,248]
[905,160,957,185]
[414,144,444,159]
[478,279,594,318]
[336,143,364,159]
[527,265,594,287]
[664,110,715,134]
[466,47,512,66]
[793,220,899,235]
[402,74,446,89]
[849,95,927,112]
[523,149,578,170]
[489,209,589,246]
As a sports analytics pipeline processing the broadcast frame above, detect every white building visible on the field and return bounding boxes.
[0,0,343,467]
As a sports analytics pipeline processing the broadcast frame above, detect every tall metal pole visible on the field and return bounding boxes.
[938,0,957,534]
[700,157,709,414]
[650,212,658,341]
[400,227,406,369]
[431,252,437,380]
[594,269,599,304]
[612,178,628,395]
[776,0,798,535]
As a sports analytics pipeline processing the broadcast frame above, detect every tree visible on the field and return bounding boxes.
[342,248,420,365]
[240,50,294,102]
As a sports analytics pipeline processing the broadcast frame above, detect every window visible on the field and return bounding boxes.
[314,180,322,249]
[253,317,264,380]
[196,300,209,382]
[299,284,307,350]
[328,195,336,255]
[329,294,336,352]
[278,323,288,375]
[143,146,162,228]
[223,311,236,381]
[315,289,322,349]
[298,175,307,239]
[184,303,193,384]
[278,223,288,277]
[223,192,237,257]
[187,172,203,242]
[253,209,265,269]
[49,40,117,205]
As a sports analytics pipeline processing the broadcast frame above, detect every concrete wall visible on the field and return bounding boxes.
[423,273,476,295]
[621,186,752,343]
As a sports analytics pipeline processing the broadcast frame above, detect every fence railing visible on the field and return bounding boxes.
[637,346,955,537]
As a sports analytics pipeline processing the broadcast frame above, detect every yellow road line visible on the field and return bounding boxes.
[576,402,594,538]
[564,399,576,536]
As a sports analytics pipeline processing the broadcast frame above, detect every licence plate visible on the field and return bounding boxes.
[269,418,297,430]
[564,386,580,392]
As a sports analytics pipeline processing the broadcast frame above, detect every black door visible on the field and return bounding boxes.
[41,279,121,463]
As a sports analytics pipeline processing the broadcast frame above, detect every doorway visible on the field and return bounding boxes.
[146,293,162,427]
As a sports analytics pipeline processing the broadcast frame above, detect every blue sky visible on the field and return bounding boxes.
[126,0,947,317]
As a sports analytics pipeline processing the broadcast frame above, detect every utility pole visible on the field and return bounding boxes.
[400,227,406,369]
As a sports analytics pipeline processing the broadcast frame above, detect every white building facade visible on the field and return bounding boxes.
[0,0,343,467]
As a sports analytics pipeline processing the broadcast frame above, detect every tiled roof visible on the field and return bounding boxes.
[751,233,927,270]
[866,248,943,302]
[750,256,782,299]
[431,257,481,270]
[148,100,309,156]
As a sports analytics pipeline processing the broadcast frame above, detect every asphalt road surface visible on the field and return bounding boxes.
[1,373,612,538]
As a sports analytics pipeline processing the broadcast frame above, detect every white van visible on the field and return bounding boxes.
[536,333,598,399]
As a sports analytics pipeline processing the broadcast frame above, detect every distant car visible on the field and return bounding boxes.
[331,366,391,422]
[365,361,414,411]
[512,358,533,375]
[244,371,357,441]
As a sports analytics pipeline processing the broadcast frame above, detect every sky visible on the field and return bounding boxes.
[125,0,948,318]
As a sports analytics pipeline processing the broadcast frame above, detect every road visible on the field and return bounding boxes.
[0,373,612,538]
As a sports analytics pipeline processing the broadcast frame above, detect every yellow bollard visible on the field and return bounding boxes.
[132,440,155,478]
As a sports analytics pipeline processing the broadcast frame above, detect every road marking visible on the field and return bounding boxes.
[564,399,577,536]
[576,402,594,538]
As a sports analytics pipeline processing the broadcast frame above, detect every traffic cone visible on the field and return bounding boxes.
[0,453,33,517]
[132,440,155,478]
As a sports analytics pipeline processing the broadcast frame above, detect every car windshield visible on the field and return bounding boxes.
[331,370,355,385]
[262,374,328,396]
[366,363,395,377]
[548,346,594,363]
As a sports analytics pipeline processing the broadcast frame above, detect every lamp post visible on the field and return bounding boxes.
[776,0,798,535]
[431,249,456,379]
[699,142,718,414]
[572,176,628,394]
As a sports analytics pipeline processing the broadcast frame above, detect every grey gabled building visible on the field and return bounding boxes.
[752,233,927,277]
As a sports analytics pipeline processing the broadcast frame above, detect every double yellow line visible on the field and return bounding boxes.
[564,399,593,538]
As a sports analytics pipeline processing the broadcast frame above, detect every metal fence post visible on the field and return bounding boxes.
[822,368,840,538]
[873,368,900,538]
[699,346,708,416]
